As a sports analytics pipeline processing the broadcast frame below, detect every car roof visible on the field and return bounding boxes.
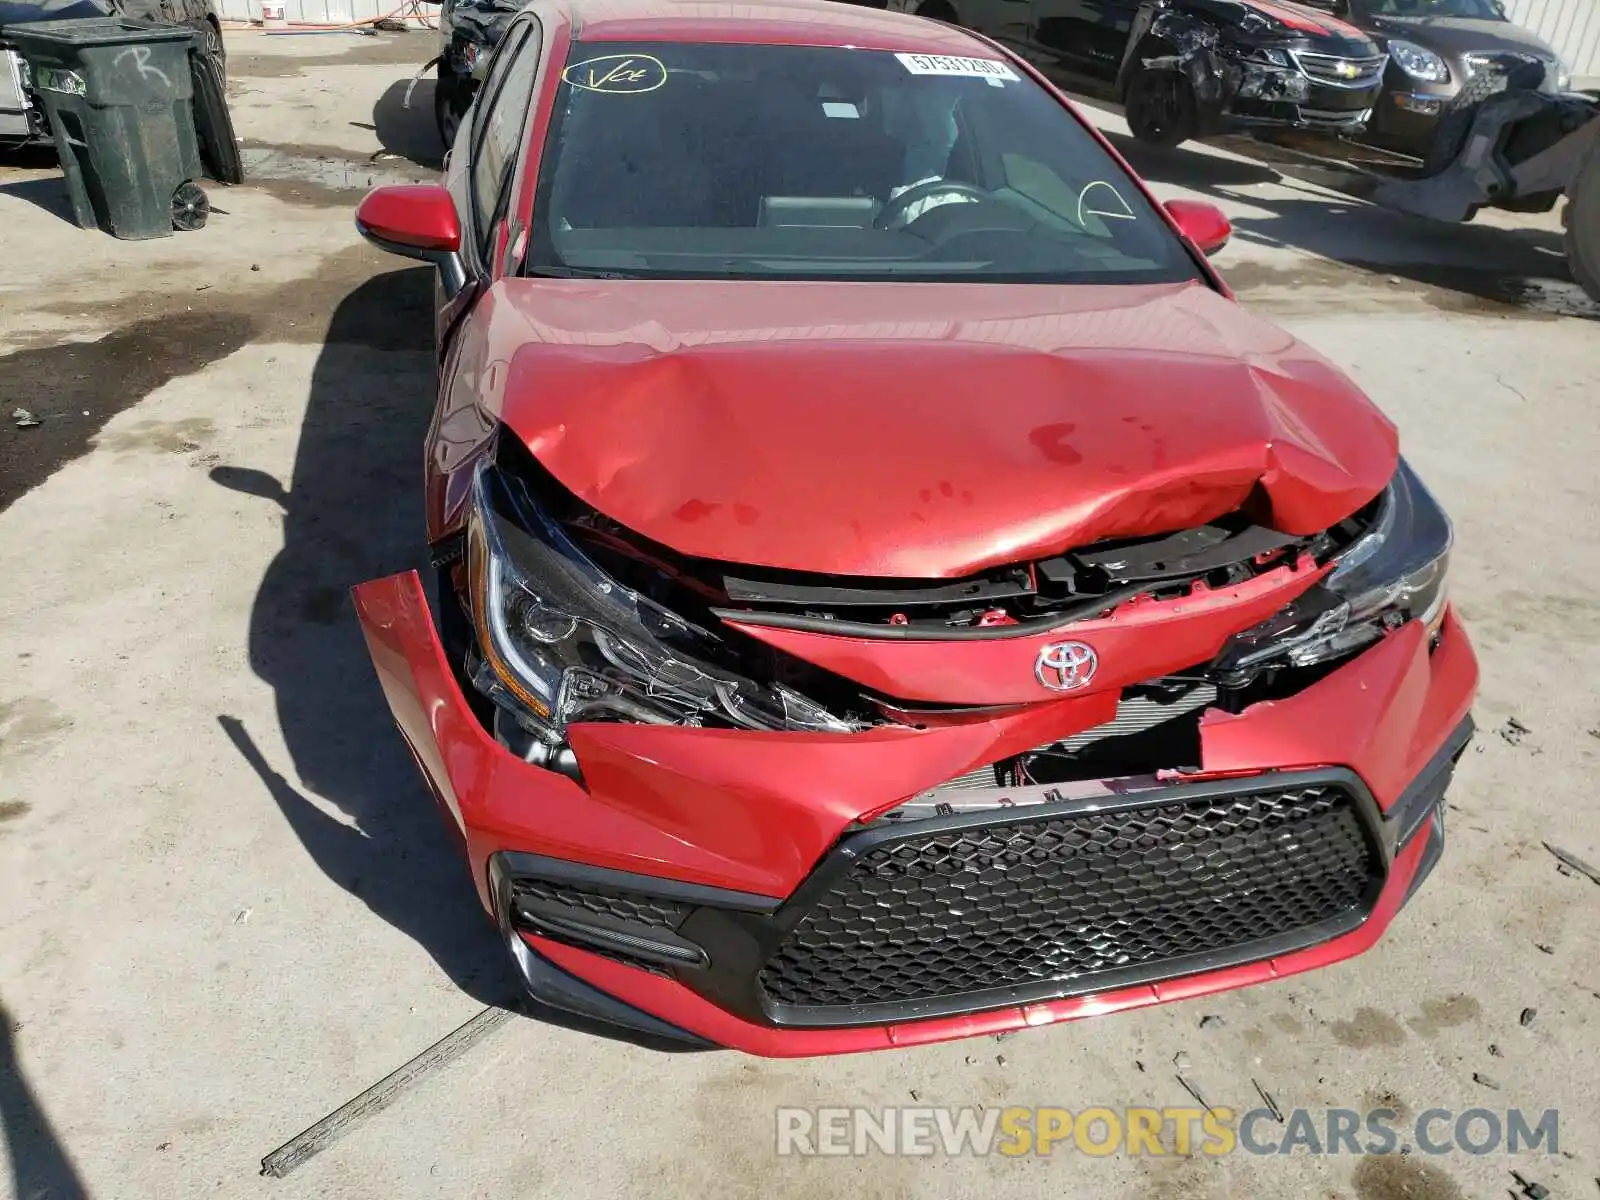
[562,0,1003,55]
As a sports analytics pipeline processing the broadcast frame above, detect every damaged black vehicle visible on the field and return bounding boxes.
[878,0,1389,146]
[2,0,225,148]
[429,0,519,147]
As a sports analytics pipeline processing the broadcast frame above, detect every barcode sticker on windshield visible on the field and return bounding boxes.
[894,53,1018,81]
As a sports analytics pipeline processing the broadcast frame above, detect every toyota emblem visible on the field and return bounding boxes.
[1035,641,1098,692]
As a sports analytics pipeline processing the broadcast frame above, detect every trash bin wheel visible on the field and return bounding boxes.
[172,180,209,231]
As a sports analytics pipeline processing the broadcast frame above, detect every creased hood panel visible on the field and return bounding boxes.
[1367,14,1558,58]
[490,279,1397,577]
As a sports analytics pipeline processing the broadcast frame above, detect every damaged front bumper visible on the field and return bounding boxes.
[1126,1,1386,137]
[0,47,50,145]
[353,570,1477,1056]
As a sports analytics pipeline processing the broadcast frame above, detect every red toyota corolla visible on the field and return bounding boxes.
[351,0,1476,1056]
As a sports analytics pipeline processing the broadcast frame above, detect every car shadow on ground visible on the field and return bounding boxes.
[212,267,712,1053]
[0,997,88,1200]
[0,174,74,222]
[1103,130,1595,318]
[0,147,76,223]
[212,264,513,1009]
[372,78,447,171]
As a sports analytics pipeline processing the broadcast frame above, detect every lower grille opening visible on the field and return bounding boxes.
[927,677,1213,796]
[756,778,1384,1021]
[508,878,701,975]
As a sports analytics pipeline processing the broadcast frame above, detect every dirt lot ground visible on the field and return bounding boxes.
[1,28,1597,1200]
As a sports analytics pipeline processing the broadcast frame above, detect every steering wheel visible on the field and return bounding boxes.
[875,179,993,230]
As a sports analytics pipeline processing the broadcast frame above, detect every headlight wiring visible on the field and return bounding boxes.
[464,457,860,753]
[1214,459,1451,679]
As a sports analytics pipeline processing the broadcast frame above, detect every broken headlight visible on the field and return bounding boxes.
[1213,458,1451,677]
[1388,40,1450,83]
[464,459,857,750]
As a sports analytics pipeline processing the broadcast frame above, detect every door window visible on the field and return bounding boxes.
[469,20,541,253]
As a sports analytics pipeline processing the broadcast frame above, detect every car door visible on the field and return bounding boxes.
[425,15,544,537]
[1030,0,1140,80]
[436,14,540,351]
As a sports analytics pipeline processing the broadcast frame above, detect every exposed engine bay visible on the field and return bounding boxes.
[441,432,1451,785]
[1114,0,1388,140]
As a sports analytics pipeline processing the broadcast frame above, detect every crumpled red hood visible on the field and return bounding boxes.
[489,278,1397,578]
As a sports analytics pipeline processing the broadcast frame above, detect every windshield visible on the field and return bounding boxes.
[1360,0,1505,18]
[526,41,1203,285]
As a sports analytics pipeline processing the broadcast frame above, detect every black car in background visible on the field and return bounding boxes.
[879,0,1389,146]
[1,0,224,147]
[431,0,517,148]
[1325,0,1570,157]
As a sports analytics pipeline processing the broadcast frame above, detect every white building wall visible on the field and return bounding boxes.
[217,0,398,24]
[1505,0,1600,79]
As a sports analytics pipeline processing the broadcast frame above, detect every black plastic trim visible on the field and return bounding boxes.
[713,581,1150,640]
[494,851,783,914]
[846,765,1382,851]
[1065,523,1297,584]
[675,767,1389,1030]
[1404,809,1446,905]
[761,768,1387,1028]
[503,931,713,1048]
[791,906,1374,1029]
[721,569,1032,609]
[429,530,467,570]
[1387,715,1474,850]
[511,898,710,968]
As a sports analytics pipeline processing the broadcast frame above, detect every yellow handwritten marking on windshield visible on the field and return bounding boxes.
[561,54,668,94]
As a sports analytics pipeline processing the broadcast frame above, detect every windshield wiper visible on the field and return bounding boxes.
[523,265,641,280]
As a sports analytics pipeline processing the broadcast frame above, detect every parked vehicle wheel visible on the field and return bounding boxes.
[1565,128,1600,303]
[1125,69,1196,148]
[200,17,226,85]
[435,65,470,150]
[190,48,243,184]
[1421,61,1544,177]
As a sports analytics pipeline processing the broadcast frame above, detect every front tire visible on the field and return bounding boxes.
[1125,68,1197,148]
[197,17,226,86]
[1565,129,1600,303]
[435,65,471,150]
[190,48,243,183]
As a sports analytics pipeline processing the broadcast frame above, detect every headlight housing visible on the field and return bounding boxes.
[1388,40,1450,83]
[464,458,858,751]
[1214,459,1451,678]
[1250,47,1293,68]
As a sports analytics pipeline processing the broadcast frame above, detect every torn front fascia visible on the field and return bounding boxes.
[1127,0,1310,127]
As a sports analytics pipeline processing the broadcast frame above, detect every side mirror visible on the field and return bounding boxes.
[1165,198,1232,257]
[356,184,466,296]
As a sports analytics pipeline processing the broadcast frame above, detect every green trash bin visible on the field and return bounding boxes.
[2,17,205,239]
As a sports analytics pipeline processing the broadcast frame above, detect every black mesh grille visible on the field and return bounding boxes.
[758,783,1381,1011]
[511,879,691,931]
